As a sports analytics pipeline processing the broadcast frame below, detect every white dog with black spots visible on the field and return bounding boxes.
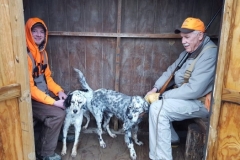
[71,68,149,160]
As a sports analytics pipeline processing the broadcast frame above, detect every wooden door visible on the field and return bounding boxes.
[206,0,240,159]
[0,0,35,160]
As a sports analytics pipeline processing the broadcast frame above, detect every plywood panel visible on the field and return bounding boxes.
[0,100,23,160]
[48,1,70,90]
[23,0,223,97]
[217,103,240,159]
[85,38,103,90]
[68,37,87,91]
[102,0,118,33]
[136,0,155,33]
[84,0,103,32]
[216,0,240,159]
[66,0,85,32]
[206,0,240,159]
[1,0,34,159]
[155,0,175,33]
[172,0,195,30]
[121,0,138,33]
[0,1,23,159]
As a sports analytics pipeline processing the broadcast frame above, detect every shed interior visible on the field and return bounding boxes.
[22,0,223,159]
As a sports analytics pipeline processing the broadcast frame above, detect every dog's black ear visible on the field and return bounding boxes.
[79,89,88,92]
[64,94,72,108]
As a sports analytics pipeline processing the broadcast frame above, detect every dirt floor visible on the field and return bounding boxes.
[55,127,186,160]
[35,117,190,160]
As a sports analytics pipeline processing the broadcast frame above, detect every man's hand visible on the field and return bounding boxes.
[58,91,67,100]
[53,99,66,109]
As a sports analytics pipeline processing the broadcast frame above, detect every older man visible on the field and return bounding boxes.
[146,17,218,160]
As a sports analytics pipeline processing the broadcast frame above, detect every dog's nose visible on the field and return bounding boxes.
[73,109,78,113]
[128,115,133,120]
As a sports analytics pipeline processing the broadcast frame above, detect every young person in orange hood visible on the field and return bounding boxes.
[25,17,67,160]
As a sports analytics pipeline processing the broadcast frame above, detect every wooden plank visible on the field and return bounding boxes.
[136,0,155,33]
[101,38,116,89]
[47,1,70,90]
[9,0,35,159]
[65,0,86,91]
[0,84,21,102]
[115,0,122,92]
[222,88,240,104]
[113,0,122,131]
[102,0,118,33]
[84,0,102,32]
[155,0,175,33]
[216,103,240,159]
[214,0,240,159]
[206,0,229,158]
[0,0,34,159]
[0,0,24,159]
[121,0,138,33]
[206,0,240,159]
[185,123,205,160]
[0,100,24,160]
[66,0,85,32]
[26,0,48,24]
[205,0,223,35]
[172,0,195,30]
[49,31,181,38]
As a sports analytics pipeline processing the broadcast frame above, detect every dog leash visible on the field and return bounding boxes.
[154,98,164,158]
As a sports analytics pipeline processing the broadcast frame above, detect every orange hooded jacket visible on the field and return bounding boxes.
[25,17,63,105]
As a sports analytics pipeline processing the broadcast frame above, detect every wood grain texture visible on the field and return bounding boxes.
[216,103,240,159]
[215,0,240,159]
[185,123,205,160]
[1,0,35,159]
[0,84,21,102]
[0,100,23,160]
[222,88,240,104]
[9,0,35,158]
[207,0,240,159]
[23,0,222,97]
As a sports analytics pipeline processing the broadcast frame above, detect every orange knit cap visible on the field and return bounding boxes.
[175,17,205,34]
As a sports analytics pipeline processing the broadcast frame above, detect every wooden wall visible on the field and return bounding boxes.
[206,0,240,159]
[0,0,35,160]
[23,0,223,96]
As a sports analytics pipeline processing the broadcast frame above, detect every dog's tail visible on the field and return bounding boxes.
[73,68,93,92]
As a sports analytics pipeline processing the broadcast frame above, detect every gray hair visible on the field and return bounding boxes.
[193,30,201,34]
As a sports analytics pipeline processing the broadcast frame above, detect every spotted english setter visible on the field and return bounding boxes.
[72,68,149,160]
[61,90,90,157]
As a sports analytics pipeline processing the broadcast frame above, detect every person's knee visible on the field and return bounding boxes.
[55,109,66,121]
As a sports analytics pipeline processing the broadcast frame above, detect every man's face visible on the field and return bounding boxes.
[31,26,45,46]
[180,31,203,53]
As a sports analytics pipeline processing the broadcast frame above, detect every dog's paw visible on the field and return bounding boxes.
[71,150,77,157]
[100,141,107,148]
[135,141,143,146]
[61,148,67,156]
[129,147,137,160]
[130,152,137,160]
[82,125,88,130]
[109,133,117,138]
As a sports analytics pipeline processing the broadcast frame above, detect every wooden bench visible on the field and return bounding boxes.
[185,118,209,160]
